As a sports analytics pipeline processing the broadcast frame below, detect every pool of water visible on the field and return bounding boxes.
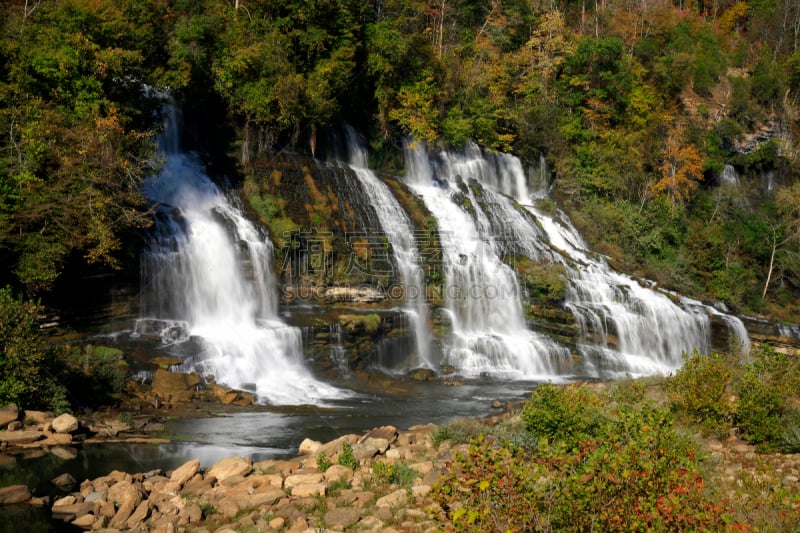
[0,379,540,532]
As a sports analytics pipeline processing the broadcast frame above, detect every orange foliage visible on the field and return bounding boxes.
[650,124,704,207]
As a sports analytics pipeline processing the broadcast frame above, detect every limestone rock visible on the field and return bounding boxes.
[0,404,19,429]
[361,425,398,444]
[298,438,322,455]
[169,459,201,486]
[0,429,43,445]
[51,413,79,434]
[324,507,360,529]
[151,368,201,396]
[207,456,252,482]
[285,472,324,488]
[291,483,326,497]
[376,488,407,507]
[51,473,77,492]
[323,464,354,483]
[0,484,31,505]
[353,437,389,460]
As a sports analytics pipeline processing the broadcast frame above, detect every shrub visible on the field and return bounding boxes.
[521,383,605,449]
[433,388,744,532]
[338,441,358,470]
[735,345,797,450]
[372,461,419,487]
[665,350,733,435]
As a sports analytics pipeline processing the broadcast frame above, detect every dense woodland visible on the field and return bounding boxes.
[1,0,800,316]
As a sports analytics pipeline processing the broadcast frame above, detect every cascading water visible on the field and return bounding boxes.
[404,143,570,379]
[433,142,749,377]
[139,104,344,405]
[342,128,433,368]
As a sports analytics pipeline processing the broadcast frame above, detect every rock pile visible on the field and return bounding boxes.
[45,424,452,532]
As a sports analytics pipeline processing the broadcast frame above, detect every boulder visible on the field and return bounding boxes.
[151,369,201,396]
[361,425,398,444]
[376,488,408,507]
[324,507,360,529]
[169,459,200,486]
[0,485,31,505]
[298,438,322,455]
[51,473,77,492]
[0,429,43,445]
[0,404,19,429]
[290,483,326,497]
[206,456,252,482]
[51,413,79,434]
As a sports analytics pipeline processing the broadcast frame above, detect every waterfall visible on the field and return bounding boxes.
[138,103,345,405]
[342,129,433,368]
[404,143,570,379]
[408,141,749,379]
[719,164,740,187]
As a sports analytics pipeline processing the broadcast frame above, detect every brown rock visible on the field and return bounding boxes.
[70,513,97,529]
[22,410,52,425]
[0,404,19,429]
[291,483,326,497]
[360,425,398,444]
[49,446,78,460]
[0,484,31,505]
[323,464,354,483]
[207,456,252,482]
[169,459,200,486]
[376,488,407,507]
[284,472,324,489]
[298,438,322,455]
[324,507,360,529]
[0,429,43,445]
[51,473,77,492]
[151,368,201,396]
[106,481,143,508]
[108,497,137,529]
[182,474,216,496]
[51,413,79,434]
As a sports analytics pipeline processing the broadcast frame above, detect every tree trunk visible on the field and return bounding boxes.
[762,226,778,300]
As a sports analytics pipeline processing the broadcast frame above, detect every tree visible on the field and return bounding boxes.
[762,181,800,299]
[650,124,704,208]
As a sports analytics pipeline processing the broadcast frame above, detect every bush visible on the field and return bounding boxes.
[434,386,744,532]
[338,441,358,470]
[735,345,797,450]
[666,350,733,435]
[521,383,605,449]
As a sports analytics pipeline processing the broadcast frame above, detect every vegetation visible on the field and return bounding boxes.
[432,365,800,532]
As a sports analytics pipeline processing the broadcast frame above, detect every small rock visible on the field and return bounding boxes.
[323,464,354,483]
[70,513,96,529]
[285,473,324,489]
[269,517,286,529]
[51,473,77,492]
[412,484,431,498]
[361,426,398,444]
[51,413,79,434]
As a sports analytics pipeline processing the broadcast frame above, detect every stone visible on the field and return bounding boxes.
[376,488,407,507]
[290,483,326,497]
[50,446,79,460]
[169,459,201,486]
[0,429,43,445]
[151,368,201,396]
[23,410,52,425]
[284,472,324,488]
[43,433,73,445]
[0,404,19,429]
[108,497,137,529]
[324,507,360,529]
[353,438,389,461]
[0,484,31,505]
[361,426,398,444]
[357,516,384,530]
[51,473,77,492]
[107,481,144,507]
[70,513,97,528]
[323,464,354,483]
[51,413,79,434]
[125,500,150,529]
[411,484,431,498]
[298,438,322,455]
[269,517,286,529]
[207,456,252,482]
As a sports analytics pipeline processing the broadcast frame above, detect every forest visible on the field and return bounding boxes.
[1,0,800,317]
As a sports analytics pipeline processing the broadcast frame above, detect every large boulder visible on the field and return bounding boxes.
[51,413,79,434]
[151,369,201,397]
[206,456,252,482]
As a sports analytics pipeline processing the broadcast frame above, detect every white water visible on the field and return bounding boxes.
[139,106,345,405]
[413,142,750,378]
[404,144,570,379]
[343,129,433,368]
